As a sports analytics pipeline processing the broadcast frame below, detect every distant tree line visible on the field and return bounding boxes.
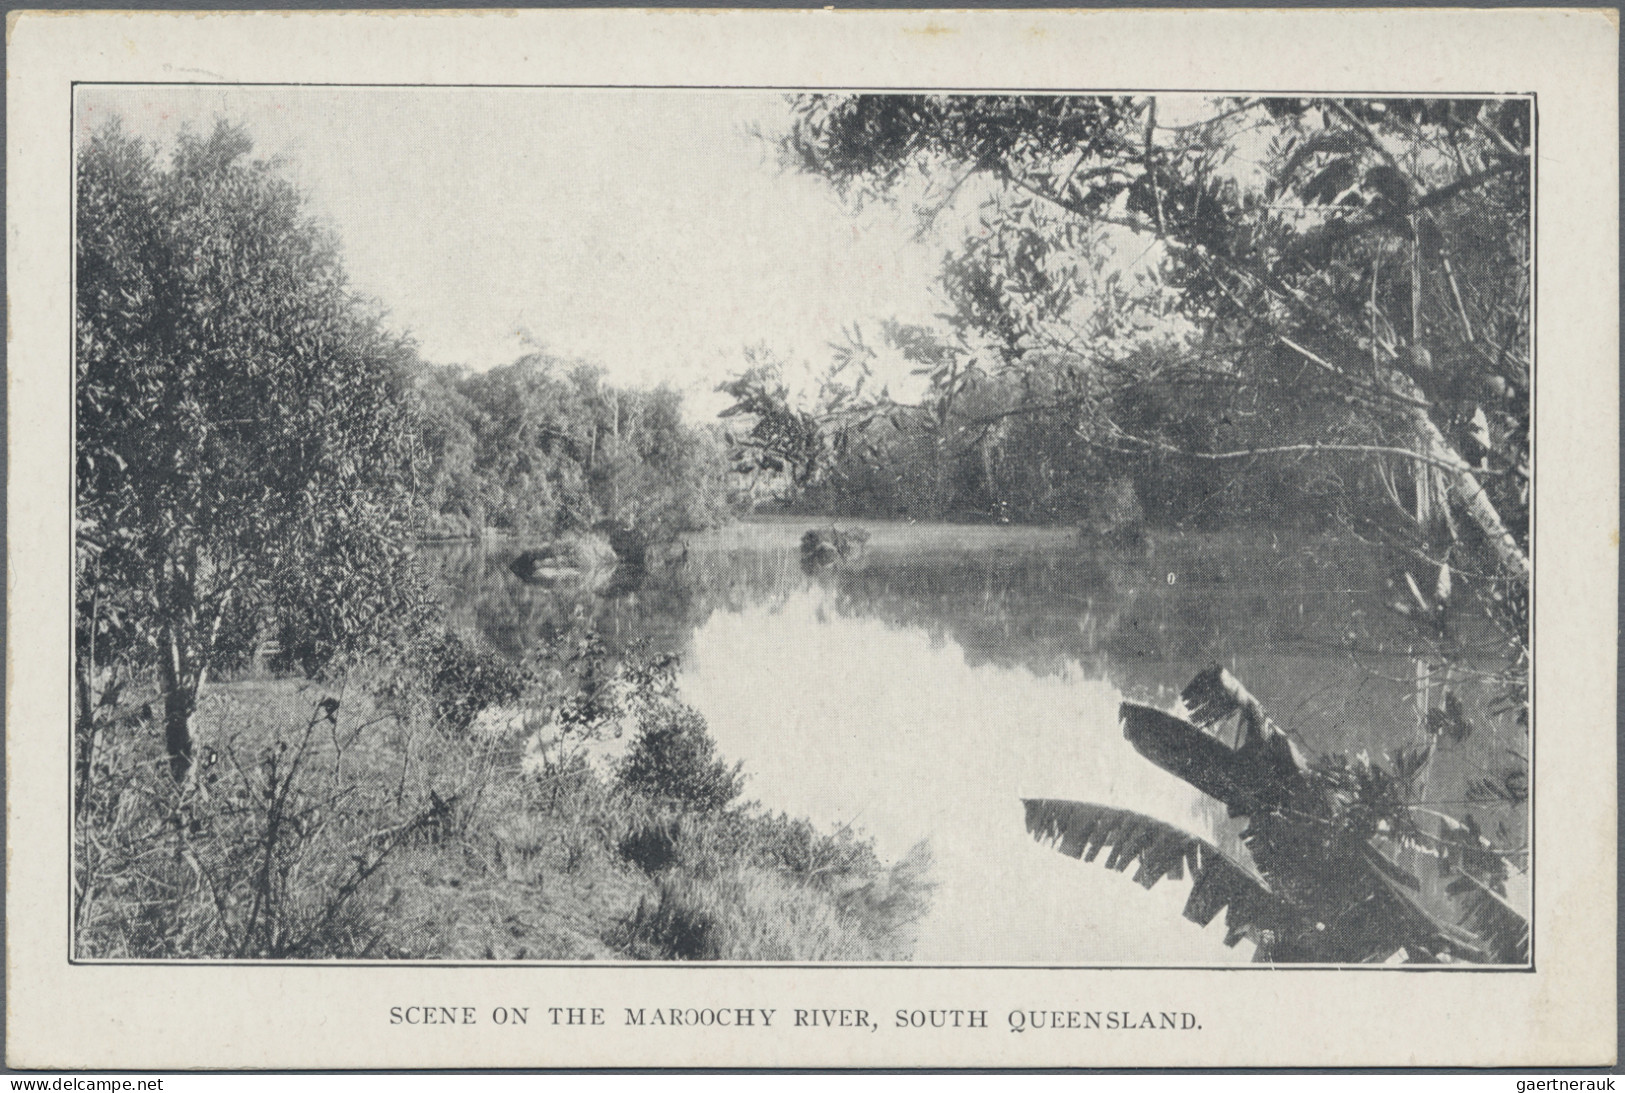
[721,336,1331,533]
[412,356,735,543]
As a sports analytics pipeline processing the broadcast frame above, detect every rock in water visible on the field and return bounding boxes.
[508,532,619,590]
[800,526,870,571]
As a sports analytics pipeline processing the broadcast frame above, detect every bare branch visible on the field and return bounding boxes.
[1107,425,1480,478]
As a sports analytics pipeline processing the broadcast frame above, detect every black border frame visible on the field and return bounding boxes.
[64,82,1539,977]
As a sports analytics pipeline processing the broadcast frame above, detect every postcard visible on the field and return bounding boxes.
[6,7,1617,1069]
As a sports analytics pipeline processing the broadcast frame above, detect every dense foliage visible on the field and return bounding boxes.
[420,628,532,735]
[618,703,746,814]
[76,120,430,779]
[76,119,736,784]
[76,649,932,960]
[727,95,1532,594]
[413,356,735,542]
[1029,667,1528,964]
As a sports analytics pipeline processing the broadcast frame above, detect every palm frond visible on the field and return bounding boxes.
[1023,798,1288,949]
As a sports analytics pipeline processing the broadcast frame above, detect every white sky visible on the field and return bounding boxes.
[76,87,955,415]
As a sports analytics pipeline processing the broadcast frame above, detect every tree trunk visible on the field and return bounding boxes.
[163,690,196,783]
[1388,370,1530,584]
[980,433,998,510]
[158,624,196,782]
[1414,457,1433,529]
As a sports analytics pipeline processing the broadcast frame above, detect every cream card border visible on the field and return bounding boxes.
[6,7,1618,1069]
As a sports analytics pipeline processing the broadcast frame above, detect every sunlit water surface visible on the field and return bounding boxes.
[424,518,1525,964]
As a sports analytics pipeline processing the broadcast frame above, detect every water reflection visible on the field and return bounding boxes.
[683,588,1254,963]
[422,518,1526,963]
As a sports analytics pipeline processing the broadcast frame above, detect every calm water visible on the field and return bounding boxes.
[422,517,1527,964]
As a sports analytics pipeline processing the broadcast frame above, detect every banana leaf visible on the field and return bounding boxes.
[1446,869,1531,964]
[1357,842,1499,962]
[1023,798,1288,950]
[1119,704,1261,812]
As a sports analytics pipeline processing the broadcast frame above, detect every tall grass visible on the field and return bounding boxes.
[74,637,935,962]
[609,805,934,961]
[74,684,445,958]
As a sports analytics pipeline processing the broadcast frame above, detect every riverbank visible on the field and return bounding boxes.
[73,661,933,961]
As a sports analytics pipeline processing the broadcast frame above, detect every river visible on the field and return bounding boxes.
[421,517,1528,964]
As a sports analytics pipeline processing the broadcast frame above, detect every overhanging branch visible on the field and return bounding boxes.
[1105,427,1482,478]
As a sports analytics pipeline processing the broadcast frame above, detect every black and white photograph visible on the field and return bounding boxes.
[8,6,1616,1072]
[69,85,1534,968]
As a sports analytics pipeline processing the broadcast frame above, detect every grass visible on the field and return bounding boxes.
[73,651,934,963]
[617,868,871,961]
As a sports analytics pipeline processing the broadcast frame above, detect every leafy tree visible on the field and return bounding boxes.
[715,348,830,499]
[453,355,596,535]
[411,365,484,537]
[76,120,427,780]
[783,95,1531,589]
[587,383,734,540]
[410,355,734,541]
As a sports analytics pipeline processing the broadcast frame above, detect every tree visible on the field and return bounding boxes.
[784,95,1531,588]
[410,365,484,537]
[454,355,596,535]
[76,120,427,781]
[716,348,831,499]
[585,383,734,541]
[1025,667,1527,964]
[410,355,734,542]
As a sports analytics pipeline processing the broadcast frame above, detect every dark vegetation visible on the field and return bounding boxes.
[799,525,870,570]
[1028,666,1527,964]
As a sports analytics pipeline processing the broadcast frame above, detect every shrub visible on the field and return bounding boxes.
[616,705,744,813]
[601,802,936,961]
[422,628,530,734]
